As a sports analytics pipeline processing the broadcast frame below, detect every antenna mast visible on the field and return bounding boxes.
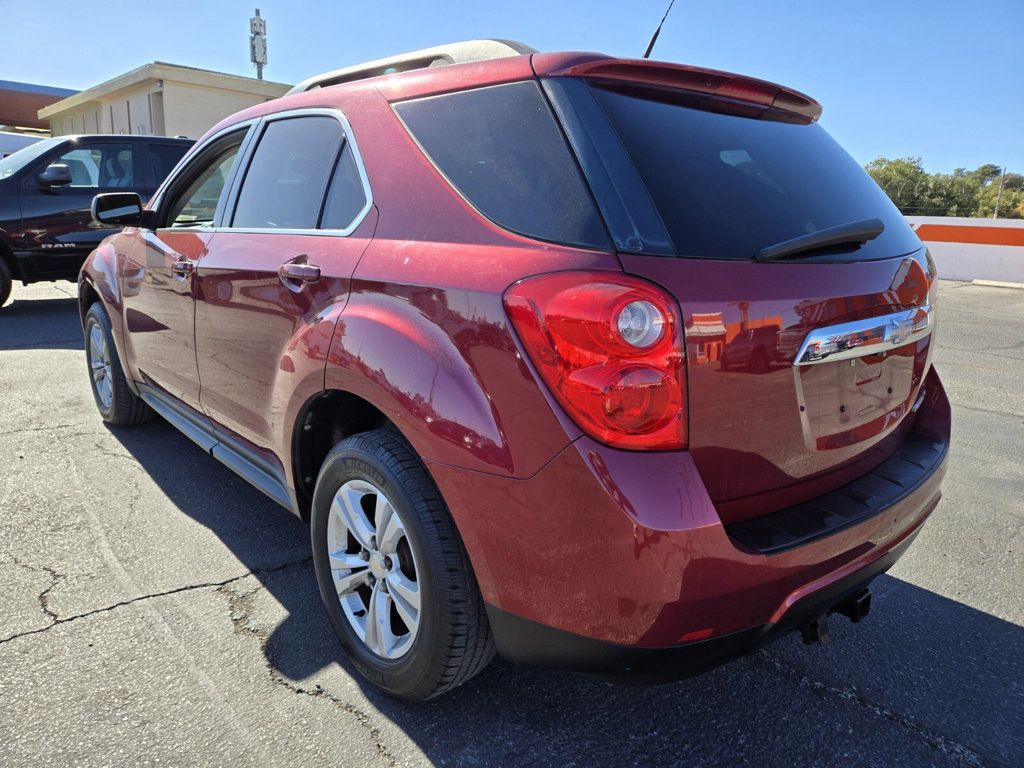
[643,0,678,59]
[250,9,268,80]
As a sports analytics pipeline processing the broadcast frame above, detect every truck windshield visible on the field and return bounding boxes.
[591,85,921,261]
[0,138,60,180]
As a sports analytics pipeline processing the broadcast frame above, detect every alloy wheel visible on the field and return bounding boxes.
[327,479,422,659]
[88,323,113,411]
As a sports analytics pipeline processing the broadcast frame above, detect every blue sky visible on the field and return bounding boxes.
[2,0,1020,173]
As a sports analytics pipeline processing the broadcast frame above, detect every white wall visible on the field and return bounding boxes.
[46,80,271,139]
[161,82,275,139]
[907,216,1024,283]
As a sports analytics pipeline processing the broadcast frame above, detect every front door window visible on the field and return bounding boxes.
[55,144,135,189]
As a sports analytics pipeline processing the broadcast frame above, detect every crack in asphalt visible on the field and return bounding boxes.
[218,575,399,768]
[0,558,311,647]
[949,401,1024,420]
[0,423,92,438]
[6,557,64,624]
[88,440,141,464]
[756,650,993,767]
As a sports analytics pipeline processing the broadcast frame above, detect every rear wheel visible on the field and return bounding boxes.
[0,258,12,309]
[84,302,153,426]
[311,429,494,701]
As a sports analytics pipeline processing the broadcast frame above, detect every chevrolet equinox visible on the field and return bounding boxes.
[79,40,950,701]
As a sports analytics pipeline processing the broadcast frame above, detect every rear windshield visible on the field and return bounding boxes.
[592,86,920,261]
[395,81,610,251]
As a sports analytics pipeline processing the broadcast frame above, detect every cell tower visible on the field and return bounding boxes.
[250,9,267,80]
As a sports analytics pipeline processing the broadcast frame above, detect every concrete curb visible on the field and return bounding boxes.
[972,279,1024,290]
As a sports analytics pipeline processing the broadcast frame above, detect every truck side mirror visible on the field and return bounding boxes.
[37,163,73,188]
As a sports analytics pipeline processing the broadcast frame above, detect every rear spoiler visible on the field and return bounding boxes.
[532,53,822,123]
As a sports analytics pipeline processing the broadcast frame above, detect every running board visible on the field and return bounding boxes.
[137,383,296,513]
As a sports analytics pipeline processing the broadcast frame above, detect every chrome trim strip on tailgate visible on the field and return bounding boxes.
[794,304,933,366]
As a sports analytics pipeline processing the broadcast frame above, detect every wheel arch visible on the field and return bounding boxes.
[0,236,19,282]
[291,388,394,520]
[78,278,102,326]
[323,290,562,480]
[78,240,133,391]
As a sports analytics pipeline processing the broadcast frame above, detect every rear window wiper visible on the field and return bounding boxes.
[755,218,885,262]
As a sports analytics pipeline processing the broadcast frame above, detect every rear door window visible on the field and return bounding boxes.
[320,142,368,231]
[395,81,610,250]
[232,116,343,230]
[591,86,921,261]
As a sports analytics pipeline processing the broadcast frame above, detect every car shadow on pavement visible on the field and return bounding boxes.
[0,295,81,351]
[107,419,1023,767]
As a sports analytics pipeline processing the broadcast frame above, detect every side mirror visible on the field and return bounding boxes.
[37,163,73,189]
[91,192,145,227]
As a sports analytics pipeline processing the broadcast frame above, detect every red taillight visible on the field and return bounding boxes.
[504,271,686,450]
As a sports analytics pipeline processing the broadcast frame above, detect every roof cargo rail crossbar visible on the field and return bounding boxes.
[286,39,536,95]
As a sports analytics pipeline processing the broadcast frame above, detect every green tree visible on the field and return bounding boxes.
[866,157,933,214]
[970,164,1003,186]
[866,157,1021,218]
[975,172,1024,218]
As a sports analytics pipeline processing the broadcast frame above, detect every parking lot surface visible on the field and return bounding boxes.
[0,280,1021,767]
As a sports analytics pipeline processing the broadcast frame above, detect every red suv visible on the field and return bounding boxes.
[80,41,949,701]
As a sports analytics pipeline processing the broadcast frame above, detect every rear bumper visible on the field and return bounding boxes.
[485,522,920,682]
[429,367,950,668]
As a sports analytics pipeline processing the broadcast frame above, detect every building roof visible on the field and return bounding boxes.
[688,313,728,338]
[0,80,78,129]
[0,80,77,98]
[38,62,290,120]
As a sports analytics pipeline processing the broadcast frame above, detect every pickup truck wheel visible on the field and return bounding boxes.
[0,259,11,309]
[84,303,153,426]
[750,347,769,374]
[311,429,495,701]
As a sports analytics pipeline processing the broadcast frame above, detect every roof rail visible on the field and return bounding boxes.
[286,39,536,95]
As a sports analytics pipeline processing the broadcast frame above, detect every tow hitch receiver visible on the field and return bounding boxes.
[799,588,874,645]
[836,588,872,624]
[800,616,831,645]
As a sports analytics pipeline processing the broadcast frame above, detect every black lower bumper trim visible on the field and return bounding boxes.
[485,525,921,684]
[725,431,947,555]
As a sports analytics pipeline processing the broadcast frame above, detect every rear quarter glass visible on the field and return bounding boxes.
[590,84,921,262]
[394,81,611,251]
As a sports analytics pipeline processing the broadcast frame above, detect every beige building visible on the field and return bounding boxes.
[38,62,290,139]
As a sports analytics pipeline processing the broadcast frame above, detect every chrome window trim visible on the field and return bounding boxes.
[793,304,933,367]
[222,107,373,238]
[148,118,260,222]
[149,107,373,238]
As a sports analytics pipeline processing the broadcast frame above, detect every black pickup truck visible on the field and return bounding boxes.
[0,134,192,308]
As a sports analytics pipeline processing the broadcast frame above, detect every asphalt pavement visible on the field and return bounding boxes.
[0,279,1021,767]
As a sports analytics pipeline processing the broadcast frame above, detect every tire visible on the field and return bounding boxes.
[311,428,494,701]
[84,302,154,426]
[0,258,12,310]
[750,347,769,374]
[719,352,730,372]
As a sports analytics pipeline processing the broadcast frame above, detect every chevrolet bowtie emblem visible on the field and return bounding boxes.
[889,316,914,345]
